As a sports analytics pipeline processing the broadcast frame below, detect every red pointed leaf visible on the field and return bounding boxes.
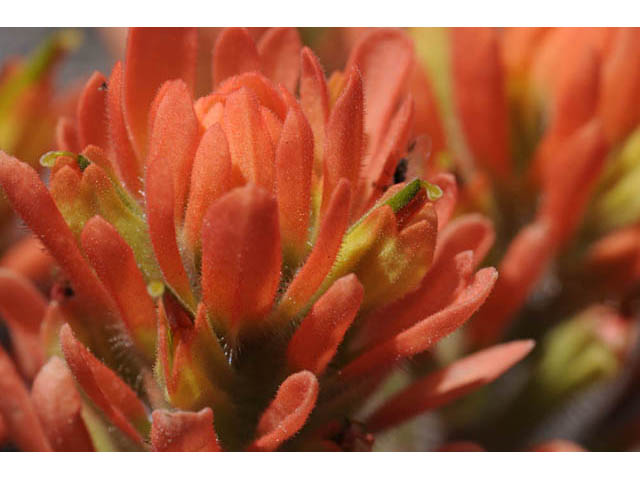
[184,123,233,254]
[366,340,534,432]
[346,28,414,152]
[60,324,148,446]
[451,28,510,179]
[287,274,364,375]
[81,216,157,361]
[222,87,276,190]
[321,68,364,216]
[276,107,314,262]
[340,267,498,380]
[251,371,319,451]
[106,61,142,195]
[258,27,302,93]
[280,179,351,315]
[201,185,281,338]
[123,27,197,159]
[76,71,109,151]
[300,47,330,164]
[213,28,261,87]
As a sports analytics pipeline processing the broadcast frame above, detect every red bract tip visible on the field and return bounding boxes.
[60,324,149,447]
[300,47,330,165]
[76,71,109,151]
[366,340,534,432]
[258,27,302,93]
[222,87,276,190]
[347,28,414,153]
[340,267,498,381]
[81,216,157,362]
[151,408,221,452]
[201,185,281,339]
[250,371,319,451]
[451,27,510,180]
[123,27,197,159]
[213,28,261,88]
[184,123,233,255]
[31,357,94,451]
[276,106,314,263]
[281,179,351,316]
[321,68,364,217]
[106,61,142,196]
[287,274,364,375]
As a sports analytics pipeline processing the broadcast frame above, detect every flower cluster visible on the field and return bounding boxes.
[0,27,534,452]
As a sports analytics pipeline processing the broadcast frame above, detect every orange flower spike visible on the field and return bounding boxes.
[80,216,157,362]
[300,47,330,170]
[0,154,117,319]
[76,71,108,151]
[151,408,221,452]
[470,221,555,346]
[279,179,351,317]
[123,27,197,159]
[60,324,149,447]
[340,267,498,381]
[184,123,233,256]
[346,28,414,153]
[0,268,46,380]
[201,185,281,340]
[0,346,52,452]
[321,68,364,216]
[276,107,314,266]
[31,357,95,451]
[105,61,142,196]
[250,371,319,452]
[287,274,364,376]
[451,28,510,180]
[213,28,261,88]
[223,87,276,190]
[366,340,535,432]
[257,27,302,93]
[599,27,640,145]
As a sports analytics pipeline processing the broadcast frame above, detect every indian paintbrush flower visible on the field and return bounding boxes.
[0,27,533,451]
